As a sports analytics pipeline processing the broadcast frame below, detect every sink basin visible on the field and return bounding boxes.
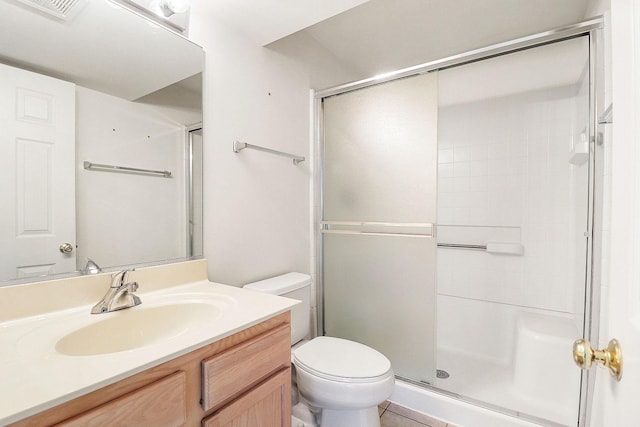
[56,303,220,356]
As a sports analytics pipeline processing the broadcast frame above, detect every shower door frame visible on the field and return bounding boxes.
[313,16,605,427]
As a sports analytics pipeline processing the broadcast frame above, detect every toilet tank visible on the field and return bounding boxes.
[243,272,312,345]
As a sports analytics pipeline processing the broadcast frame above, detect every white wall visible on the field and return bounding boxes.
[585,0,609,17]
[266,30,366,90]
[188,6,312,286]
[76,87,187,270]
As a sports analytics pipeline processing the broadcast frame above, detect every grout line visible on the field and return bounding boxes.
[383,408,429,426]
[384,404,441,427]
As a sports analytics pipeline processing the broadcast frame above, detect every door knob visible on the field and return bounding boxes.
[59,243,74,254]
[573,338,622,381]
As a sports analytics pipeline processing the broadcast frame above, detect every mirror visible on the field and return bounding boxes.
[0,0,204,285]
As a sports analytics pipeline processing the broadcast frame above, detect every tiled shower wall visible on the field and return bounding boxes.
[436,84,589,316]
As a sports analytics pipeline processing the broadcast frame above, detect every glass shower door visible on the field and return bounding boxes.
[322,72,439,383]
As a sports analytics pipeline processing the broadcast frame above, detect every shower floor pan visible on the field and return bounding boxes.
[434,345,576,426]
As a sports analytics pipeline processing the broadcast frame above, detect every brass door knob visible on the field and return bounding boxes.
[573,338,622,381]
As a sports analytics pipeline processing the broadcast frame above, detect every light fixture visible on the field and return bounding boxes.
[149,0,189,17]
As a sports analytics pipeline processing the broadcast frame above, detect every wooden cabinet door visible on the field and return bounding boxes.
[202,369,291,427]
[56,371,186,427]
[201,324,290,411]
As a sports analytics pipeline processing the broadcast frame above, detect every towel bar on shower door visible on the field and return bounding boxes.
[320,221,434,238]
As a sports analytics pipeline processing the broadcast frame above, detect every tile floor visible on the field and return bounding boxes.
[379,401,458,427]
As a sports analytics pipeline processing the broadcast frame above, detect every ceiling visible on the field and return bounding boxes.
[266,0,593,89]
[438,36,589,106]
[191,0,370,45]
[1,0,593,98]
[0,0,202,100]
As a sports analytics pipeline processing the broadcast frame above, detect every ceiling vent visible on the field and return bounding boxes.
[14,0,86,20]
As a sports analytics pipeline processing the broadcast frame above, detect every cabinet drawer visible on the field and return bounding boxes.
[202,324,290,412]
[56,371,186,427]
[202,368,291,427]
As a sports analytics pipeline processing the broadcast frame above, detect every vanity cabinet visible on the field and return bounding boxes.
[202,369,290,427]
[10,312,291,427]
[56,372,187,426]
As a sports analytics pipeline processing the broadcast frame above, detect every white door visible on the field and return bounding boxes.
[0,63,76,280]
[594,1,640,425]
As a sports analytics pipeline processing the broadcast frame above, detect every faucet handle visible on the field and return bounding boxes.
[128,282,139,293]
[110,269,133,287]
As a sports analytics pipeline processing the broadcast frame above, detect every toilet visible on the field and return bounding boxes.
[243,273,395,427]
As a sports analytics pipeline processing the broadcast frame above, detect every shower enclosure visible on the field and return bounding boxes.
[316,19,601,427]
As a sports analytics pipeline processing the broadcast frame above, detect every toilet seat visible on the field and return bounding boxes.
[293,336,393,383]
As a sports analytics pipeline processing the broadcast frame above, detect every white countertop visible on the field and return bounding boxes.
[0,270,297,425]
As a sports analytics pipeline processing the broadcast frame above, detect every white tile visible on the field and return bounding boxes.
[470,160,488,177]
[438,138,454,149]
[488,142,508,159]
[487,157,510,176]
[437,207,456,223]
[470,144,488,161]
[468,175,487,192]
[453,176,470,192]
[508,156,528,176]
[451,192,470,208]
[438,163,454,178]
[438,192,457,209]
[454,146,473,162]
[438,148,454,164]
[510,138,529,157]
[453,161,472,177]
[438,177,454,193]
[466,207,488,225]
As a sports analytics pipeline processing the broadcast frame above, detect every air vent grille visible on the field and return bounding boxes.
[15,0,83,19]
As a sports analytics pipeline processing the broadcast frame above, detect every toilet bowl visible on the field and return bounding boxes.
[243,273,395,427]
[294,336,395,426]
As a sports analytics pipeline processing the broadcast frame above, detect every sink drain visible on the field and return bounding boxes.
[436,369,450,379]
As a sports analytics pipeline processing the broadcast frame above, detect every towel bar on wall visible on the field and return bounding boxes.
[233,141,305,165]
[437,242,524,255]
[83,161,172,178]
[437,243,486,250]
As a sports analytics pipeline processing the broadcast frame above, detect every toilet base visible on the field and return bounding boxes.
[318,406,380,427]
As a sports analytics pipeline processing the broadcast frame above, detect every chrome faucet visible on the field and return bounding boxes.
[91,270,142,314]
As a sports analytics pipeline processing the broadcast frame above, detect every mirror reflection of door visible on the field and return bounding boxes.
[0,62,76,279]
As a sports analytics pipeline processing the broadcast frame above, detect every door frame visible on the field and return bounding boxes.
[313,17,605,427]
[186,123,203,258]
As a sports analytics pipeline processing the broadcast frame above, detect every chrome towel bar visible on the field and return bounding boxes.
[438,242,524,255]
[321,221,434,238]
[83,161,172,178]
[437,243,487,250]
[321,229,431,238]
[233,141,305,165]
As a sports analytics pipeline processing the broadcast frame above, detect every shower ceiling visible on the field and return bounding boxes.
[438,38,589,106]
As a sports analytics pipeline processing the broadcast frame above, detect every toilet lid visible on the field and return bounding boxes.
[292,337,392,382]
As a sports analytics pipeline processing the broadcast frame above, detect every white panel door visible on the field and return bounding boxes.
[0,63,76,280]
[595,1,640,425]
